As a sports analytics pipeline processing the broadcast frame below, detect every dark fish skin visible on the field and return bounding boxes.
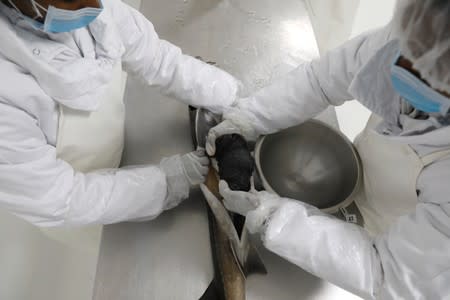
[215,134,254,239]
[215,134,254,192]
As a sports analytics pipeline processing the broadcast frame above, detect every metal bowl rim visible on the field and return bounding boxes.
[254,119,362,213]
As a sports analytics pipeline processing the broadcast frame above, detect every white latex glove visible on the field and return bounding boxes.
[206,113,259,156]
[180,148,210,185]
[160,148,209,210]
[219,180,288,233]
[218,179,259,215]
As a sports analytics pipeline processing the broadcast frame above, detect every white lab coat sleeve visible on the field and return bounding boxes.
[230,26,392,135]
[260,158,450,300]
[109,0,240,114]
[0,102,173,227]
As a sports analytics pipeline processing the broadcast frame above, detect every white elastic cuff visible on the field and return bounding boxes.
[246,202,280,234]
[159,155,190,210]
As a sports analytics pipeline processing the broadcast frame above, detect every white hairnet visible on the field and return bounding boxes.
[392,0,450,94]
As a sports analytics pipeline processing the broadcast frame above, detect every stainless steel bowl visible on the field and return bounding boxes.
[255,120,361,213]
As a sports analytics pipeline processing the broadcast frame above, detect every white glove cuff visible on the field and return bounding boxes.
[226,114,259,142]
[160,155,190,210]
[246,199,282,234]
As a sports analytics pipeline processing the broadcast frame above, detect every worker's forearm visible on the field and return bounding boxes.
[262,201,382,299]
[117,1,239,114]
[67,165,170,225]
[227,64,334,135]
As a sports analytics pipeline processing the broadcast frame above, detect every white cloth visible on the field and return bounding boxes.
[0,0,239,227]
[354,114,450,236]
[40,61,126,248]
[228,26,450,299]
[56,63,127,173]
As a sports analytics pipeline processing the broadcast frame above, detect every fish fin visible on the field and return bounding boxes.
[244,245,268,276]
[198,279,224,300]
[200,184,241,246]
[233,214,246,239]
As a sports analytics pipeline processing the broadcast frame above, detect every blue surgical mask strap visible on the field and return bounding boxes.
[6,0,21,14]
[7,0,44,20]
[31,1,47,18]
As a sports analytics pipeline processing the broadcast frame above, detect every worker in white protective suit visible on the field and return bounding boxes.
[204,0,450,299]
[0,0,240,228]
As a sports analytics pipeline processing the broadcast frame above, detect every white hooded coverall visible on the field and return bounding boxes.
[227,26,450,299]
[0,0,239,227]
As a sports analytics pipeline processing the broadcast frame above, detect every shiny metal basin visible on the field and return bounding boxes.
[255,120,360,213]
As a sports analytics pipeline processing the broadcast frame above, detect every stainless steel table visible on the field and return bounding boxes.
[94,1,360,299]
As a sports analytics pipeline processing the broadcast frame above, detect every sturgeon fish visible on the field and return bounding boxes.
[189,107,267,300]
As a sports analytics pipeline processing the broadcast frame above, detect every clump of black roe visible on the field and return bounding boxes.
[215,134,254,192]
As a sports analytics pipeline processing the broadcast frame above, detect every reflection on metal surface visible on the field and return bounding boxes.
[255,120,360,213]
[194,108,220,149]
[94,0,360,299]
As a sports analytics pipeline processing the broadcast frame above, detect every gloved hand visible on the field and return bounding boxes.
[160,148,209,210]
[180,148,210,185]
[206,104,259,156]
[218,179,259,215]
[219,180,288,233]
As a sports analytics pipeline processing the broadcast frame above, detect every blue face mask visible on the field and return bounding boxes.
[391,52,450,115]
[8,0,103,33]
